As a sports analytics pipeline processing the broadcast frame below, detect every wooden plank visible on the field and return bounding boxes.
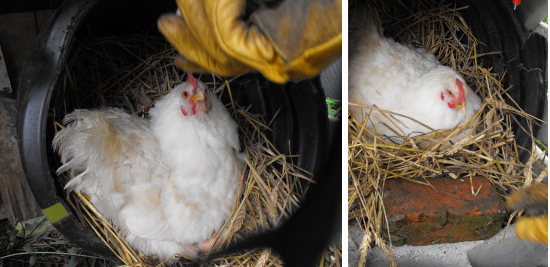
[0,95,42,223]
[0,11,37,94]
[0,10,54,94]
[0,10,56,223]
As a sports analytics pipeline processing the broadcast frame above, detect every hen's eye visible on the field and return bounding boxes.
[448,90,452,95]
[183,92,189,97]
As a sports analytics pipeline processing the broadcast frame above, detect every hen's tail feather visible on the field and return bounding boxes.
[55,111,105,188]
[53,107,167,225]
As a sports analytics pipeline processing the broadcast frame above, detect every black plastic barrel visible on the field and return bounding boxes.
[16,0,332,261]
[452,0,547,163]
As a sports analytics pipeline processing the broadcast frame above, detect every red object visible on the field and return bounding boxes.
[188,74,199,92]
[512,0,521,5]
[456,78,465,103]
[382,176,506,245]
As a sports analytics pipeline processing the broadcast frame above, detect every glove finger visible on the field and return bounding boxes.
[158,14,251,75]
[205,0,341,84]
[515,216,548,245]
[205,0,279,66]
[507,183,548,215]
[203,0,289,83]
[158,13,204,59]
[284,33,342,79]
[254,0,342,81]
[175,0,233,66]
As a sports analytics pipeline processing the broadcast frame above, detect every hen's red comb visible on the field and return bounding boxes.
[456,78,465,102]
[188,75,199,90]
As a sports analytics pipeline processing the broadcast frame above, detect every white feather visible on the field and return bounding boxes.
[349,22,482,144]
[53,78,243,261]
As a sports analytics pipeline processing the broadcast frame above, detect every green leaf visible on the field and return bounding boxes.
[68,256,79,267]
[325,97,341,118]
[24,223,34,231]
[29,255,36,266]
[23,245,34,253]
[9,230,19,241]
[68,247,79,254]
[325,97,340,106]
[327,102,334,116]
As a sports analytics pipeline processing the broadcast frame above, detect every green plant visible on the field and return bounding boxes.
[2,219,102,266]
[535,139,547,154]
[0,247,101,267]
[326,97,341,118]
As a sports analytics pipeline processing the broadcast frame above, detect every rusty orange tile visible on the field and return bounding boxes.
[382,176,506,245]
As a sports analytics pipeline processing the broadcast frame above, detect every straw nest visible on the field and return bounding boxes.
[348,0,547,266]
[48,35,341,266]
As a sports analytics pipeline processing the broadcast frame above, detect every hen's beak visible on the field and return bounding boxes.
[191,91,206,102]
[454,101,467,115]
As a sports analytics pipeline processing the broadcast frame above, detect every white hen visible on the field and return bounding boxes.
[349,18,482,143]
[53,76,243,261]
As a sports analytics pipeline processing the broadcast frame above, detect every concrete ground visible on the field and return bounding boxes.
[348,224,548,267]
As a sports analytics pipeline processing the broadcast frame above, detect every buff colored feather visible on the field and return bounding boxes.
[53,77,243,260]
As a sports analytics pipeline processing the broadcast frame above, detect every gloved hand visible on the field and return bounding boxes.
[515,216,548,245]
[157,0,342,84]
[506,183,548,245]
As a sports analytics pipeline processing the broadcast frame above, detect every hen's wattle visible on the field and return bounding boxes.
[349,20,482,143]
[53,76,243,261]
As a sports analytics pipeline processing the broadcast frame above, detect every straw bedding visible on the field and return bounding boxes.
[48,34,341,266]
[348,0,547,266]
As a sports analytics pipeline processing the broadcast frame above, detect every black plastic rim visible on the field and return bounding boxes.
[452,0,547,163]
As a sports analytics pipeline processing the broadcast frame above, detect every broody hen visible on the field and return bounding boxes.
[349,17,482,143]
[53,76,243,260]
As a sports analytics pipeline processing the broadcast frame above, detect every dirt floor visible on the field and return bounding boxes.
[0,219,113,267]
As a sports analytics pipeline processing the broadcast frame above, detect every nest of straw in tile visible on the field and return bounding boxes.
[348,1,547,266]
[47,35,341,266]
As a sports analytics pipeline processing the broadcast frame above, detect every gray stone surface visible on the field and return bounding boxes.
[348,224,548,267]
[467,227,548,267]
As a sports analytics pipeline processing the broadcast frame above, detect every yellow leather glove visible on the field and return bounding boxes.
[157,0,342,84]
[506,183,548,245]
[515,216,548,245]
